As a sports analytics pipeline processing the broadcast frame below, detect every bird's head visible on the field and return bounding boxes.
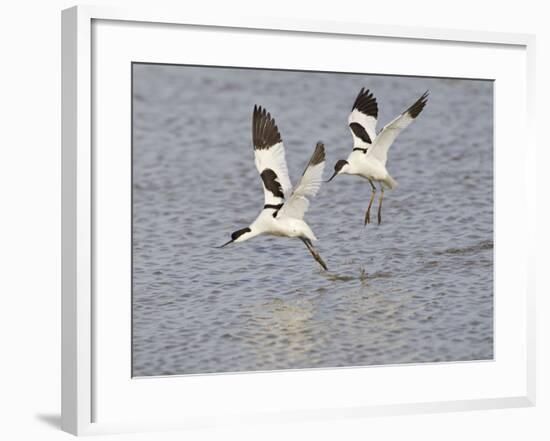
[326,159,349,182]
[218,227,253,248]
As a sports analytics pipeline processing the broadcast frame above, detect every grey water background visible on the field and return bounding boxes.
[132,63,493,376]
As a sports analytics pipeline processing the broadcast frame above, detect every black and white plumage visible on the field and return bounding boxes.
[220,105,328,270]
[349,87,378,150]
[328,88,429,225]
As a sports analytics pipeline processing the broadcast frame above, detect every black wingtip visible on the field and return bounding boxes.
[252,105,282,150]
[352,87,378,118]
[310,142,326,166]
[301,141,326,176]
[408,91,429,119]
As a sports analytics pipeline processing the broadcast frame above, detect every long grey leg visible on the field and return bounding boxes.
[377,187,384,225]
[365,179,377,226]
[300,238,328,271]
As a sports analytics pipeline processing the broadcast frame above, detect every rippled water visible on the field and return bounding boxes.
[132,64,493,376]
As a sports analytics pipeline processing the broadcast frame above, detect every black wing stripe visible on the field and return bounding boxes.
[263,203,284,217]
[260,169,284,199]
[263,203,284,210]
[406,91,429,119]
[252,105,282,150]
[349,122,372,144]
[351,87,378,118]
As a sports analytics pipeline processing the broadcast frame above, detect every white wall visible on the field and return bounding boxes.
[0,1,547,440]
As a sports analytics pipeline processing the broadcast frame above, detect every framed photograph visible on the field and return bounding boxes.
[62,5,536,435]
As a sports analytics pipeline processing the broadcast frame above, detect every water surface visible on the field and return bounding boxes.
[132,64,493,376]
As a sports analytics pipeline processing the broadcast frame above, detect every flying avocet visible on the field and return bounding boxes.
[327,88,428,225]
[219,105,328,271]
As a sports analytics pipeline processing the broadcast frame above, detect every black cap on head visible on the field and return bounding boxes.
[218,227,252,248]
[334,159,348,173]
[327,159,348,182]
[231,227,251,241]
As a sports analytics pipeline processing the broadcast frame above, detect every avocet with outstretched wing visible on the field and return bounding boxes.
[327,88,428,225]
[219,105,328,270]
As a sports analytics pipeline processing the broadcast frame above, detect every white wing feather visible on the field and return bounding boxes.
[348,88,378,150]
[367,91,429,166]
[252,106,292,205]
[254,143,292,202]
[278,143,326,220]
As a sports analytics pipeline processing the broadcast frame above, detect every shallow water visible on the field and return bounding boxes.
[132,64,493,376]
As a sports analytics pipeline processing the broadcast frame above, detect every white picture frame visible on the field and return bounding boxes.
[62,5,536,436]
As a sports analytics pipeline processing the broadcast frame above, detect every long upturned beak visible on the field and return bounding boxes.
[217,239,234,248]
[326,170,338,183]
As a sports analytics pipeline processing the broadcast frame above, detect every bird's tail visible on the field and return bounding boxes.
[383,174,398,190]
